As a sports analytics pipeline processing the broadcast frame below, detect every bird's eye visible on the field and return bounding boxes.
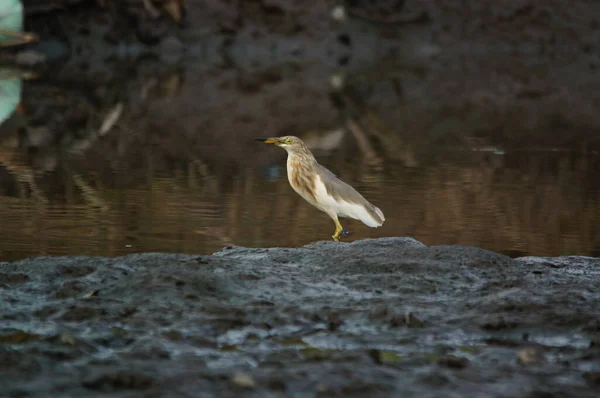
[285,138,293,144]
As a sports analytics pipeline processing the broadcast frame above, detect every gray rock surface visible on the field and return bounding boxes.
[1,237,599,397]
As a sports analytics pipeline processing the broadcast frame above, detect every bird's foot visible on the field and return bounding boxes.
[332,230,342,242]
[332,229,350,242]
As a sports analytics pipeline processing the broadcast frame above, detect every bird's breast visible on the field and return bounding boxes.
[286,157,317,203]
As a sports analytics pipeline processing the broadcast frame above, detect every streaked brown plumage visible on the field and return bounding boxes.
[256,135,385,241]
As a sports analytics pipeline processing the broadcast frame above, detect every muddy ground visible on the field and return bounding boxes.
[1,237,599,397]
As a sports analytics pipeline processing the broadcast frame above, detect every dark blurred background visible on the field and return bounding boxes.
[0,0,599,261]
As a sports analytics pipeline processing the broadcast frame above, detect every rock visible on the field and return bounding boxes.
[517,346,545,365]
[0,238,599,397]
[231,373,256,388]
[370,349,403,365]
[330,5,348,24]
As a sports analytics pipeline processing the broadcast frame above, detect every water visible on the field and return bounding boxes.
[1,59,599,261]
[0,139,598,261]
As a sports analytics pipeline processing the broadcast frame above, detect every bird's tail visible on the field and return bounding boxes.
[361,203,385,227]
[374,205,385,224]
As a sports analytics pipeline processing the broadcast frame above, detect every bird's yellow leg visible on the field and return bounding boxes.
[332,218,344,242]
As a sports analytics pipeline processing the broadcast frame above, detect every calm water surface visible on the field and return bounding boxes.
[1,146,598,261]
[1,61,599,261]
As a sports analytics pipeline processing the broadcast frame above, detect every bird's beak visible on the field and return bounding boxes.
[255,137,281,145]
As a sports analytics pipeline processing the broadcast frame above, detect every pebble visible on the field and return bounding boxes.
[232,373,255,388]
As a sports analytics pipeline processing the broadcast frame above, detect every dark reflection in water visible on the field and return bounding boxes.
[1,147,598,261]
[1,59,599,261]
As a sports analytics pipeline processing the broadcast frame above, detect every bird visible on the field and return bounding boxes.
[256,136,385,241]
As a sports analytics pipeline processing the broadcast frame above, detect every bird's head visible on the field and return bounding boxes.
[255,136,305,152]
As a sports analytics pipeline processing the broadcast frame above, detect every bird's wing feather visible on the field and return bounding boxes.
[316,165,360,202]
[315,164,385,226]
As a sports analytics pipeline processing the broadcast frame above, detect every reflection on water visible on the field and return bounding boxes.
[0,58,599,261]
[1,145,598,261]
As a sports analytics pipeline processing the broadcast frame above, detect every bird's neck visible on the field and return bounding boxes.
[286,147,317,166]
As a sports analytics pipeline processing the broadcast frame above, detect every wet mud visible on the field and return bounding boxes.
[1,237,599,397]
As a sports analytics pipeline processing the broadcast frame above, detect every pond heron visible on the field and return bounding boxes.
[256,136,385,241]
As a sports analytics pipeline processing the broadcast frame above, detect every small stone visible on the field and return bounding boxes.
[59,332,77,345]
[82,289,100,299]
[517,347,545,365]
[316,383,330,393]
[232,373,255,388]
[370,349,403,364]
[330,72,345,90]
[331,5,347,23]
